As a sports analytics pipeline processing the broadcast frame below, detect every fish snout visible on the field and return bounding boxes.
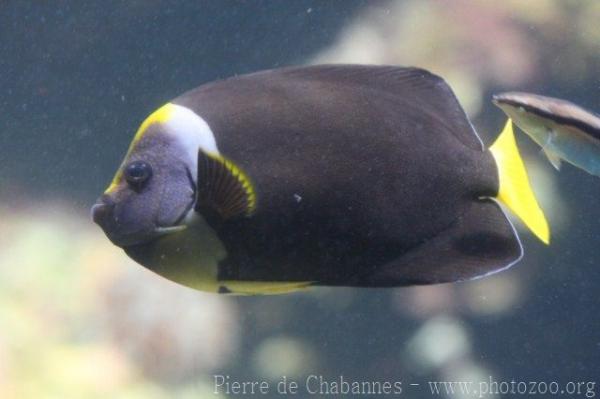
[91,193,161,247]
[492,93,513,107]
[91,194,116,228]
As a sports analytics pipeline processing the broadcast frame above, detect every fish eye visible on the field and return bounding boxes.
[124,160,152,188]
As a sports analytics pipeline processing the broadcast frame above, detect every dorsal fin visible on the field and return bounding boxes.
[195,151,257,219]
[257,64,484,151]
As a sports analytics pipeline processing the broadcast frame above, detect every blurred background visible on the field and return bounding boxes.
[0,1,598,397]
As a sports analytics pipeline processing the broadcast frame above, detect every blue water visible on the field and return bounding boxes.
[0,2,598,397]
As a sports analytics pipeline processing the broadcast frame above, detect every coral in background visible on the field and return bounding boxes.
[0,204,238,398]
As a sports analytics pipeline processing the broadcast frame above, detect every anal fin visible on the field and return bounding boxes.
[361,200,522,286]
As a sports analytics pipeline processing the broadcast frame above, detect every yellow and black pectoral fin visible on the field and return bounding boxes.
[490,119,550,244]
[195,150,257,219]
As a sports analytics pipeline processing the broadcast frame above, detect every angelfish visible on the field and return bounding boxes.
[493,92,600,176]
[92,65,549,295]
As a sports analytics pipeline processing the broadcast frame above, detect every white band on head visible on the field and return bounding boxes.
[161,103,219,180]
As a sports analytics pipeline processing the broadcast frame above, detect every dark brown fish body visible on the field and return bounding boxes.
[94,66,547,294]
[169,66,501,286]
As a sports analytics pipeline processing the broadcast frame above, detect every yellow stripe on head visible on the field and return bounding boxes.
[104,103,176,194]
[129,103,176,151]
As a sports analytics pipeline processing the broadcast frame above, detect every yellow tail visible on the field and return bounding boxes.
[490,119,550,244]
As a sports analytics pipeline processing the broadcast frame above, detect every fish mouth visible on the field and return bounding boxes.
[96,197,193,248]
[94,199,193,248]
[492,93,512,107]
[492,92,536,111]
[96,166,197,248]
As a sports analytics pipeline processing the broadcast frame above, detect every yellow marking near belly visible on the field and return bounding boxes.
[220,280,313,295]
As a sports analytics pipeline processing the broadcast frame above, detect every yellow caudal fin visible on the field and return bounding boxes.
[490,119,550,244]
